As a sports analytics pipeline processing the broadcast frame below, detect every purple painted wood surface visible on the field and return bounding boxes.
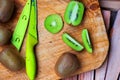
[105,10,120,80]
[63,76,78,80]
[78,71,94,80]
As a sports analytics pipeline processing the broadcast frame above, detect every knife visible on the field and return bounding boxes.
[11,0,31,51]
[99,0,120,11]
[26,0,38,80]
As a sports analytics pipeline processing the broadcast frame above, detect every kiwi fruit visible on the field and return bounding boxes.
[0,45,25,71]
[82,29,93,53]
[44,14,63,34]
[55,52,80,77]
[0,0,14,22]
[64,1,84,26]
[62,33,84,51]
[0,27,12,46]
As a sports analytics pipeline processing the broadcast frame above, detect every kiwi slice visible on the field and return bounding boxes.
[64,1,84,26]
[44,14,63,34]
[82,29,93,53]
[62,33,84,51]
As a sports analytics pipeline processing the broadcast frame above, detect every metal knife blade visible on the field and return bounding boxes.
[99,0,120,11]
[11,0,31,51]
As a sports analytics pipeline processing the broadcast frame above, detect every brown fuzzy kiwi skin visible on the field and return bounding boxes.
[0,0,14,22]
[55,52,80,78]
[0,27,12,46]
[0,45,25,71]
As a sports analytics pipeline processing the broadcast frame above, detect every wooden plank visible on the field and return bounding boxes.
[118,75,120,80]
[101,10,111,31]
[105,10,120,80]
[95,60,108,80]
[62,75,78,80]
[0,0,109,80]
[78,71,94,80]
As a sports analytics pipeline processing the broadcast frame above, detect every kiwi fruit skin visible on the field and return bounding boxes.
[55,52,80,77]
[0,0,14,22]
[0,27,12,46]
[0,45,25,71]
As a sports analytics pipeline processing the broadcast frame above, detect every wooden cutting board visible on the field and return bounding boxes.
[0,0,109,80]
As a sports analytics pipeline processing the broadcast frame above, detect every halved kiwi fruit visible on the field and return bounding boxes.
[44,14,63,34]
[82,29,93,53]
[62,33,84,51]
[64,1,84,26]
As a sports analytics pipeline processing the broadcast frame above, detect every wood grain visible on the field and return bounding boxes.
[78,71,94,80]
[0,0,109,80]
[101,10,111,31]
[63,75,78,80]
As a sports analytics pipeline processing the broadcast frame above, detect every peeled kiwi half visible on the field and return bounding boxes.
[0,45,25,71]
[55,52,80,77]
[0,0,14,22]
[64,1,84,26]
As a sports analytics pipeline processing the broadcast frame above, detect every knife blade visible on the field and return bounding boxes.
[99,0,120,11]
[11,0,31,51]
[26,0,38,79]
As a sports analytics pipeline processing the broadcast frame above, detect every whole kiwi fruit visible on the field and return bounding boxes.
[0,0,14,22]
[55,52,80,77]
[0,27,12,46]
[0,45,25,71]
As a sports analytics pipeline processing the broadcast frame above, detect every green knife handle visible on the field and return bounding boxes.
[26,34,37,80]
